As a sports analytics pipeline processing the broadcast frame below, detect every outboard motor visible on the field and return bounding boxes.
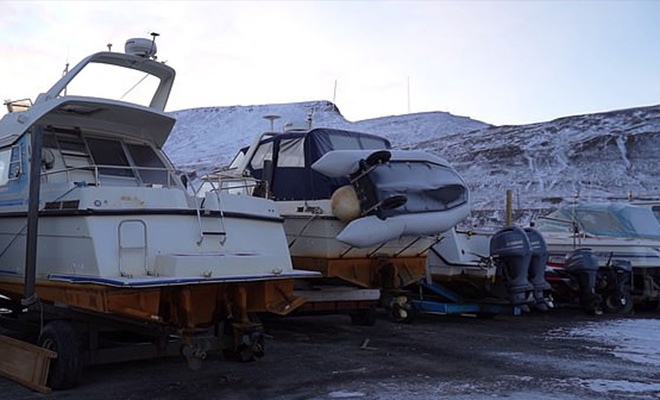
[524,228,553,311]
[490,226,533,308]
[565,248,600,314]
[598,258,633,314]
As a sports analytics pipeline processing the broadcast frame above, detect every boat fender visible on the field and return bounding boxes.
[331,185,361,222]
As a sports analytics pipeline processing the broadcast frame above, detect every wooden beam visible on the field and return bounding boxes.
[0,334,56,393]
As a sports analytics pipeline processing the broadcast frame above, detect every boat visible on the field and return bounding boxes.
[206,121,471,321]
[536,202,660,309]
[0,36,315,388]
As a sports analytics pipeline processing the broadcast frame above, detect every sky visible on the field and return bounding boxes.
[1,1,659,126]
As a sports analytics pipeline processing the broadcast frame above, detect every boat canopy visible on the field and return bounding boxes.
[242,128,390,201]
[537,203,660,241]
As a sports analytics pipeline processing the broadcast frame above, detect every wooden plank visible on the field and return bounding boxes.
[0,334,56,393]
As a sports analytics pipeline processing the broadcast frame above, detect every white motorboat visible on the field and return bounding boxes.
[207,123,471,320]
[430,202,660,310]
[0,37,315,387]
[536,202,660,307]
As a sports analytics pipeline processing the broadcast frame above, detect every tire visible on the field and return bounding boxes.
[389,302,415,324]
[222,315,264,363]
[603,292,634,315]
[38,320,83,390]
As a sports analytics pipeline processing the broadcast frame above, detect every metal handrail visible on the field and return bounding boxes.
[41,164,182,188]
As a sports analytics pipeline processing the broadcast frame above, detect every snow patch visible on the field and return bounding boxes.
[548,319,660,366]
[575,378,660,394]
[328,390,366,398]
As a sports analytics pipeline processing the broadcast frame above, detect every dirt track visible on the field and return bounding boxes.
[2,308,660,399]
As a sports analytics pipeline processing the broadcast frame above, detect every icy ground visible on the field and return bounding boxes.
[4,312,659,399]
[549,318,660,367]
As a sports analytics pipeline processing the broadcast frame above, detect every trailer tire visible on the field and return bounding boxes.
[38,320,82,390]
[603,292,634,315]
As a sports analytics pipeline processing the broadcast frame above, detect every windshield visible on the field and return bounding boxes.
[538,205,660,240]
[60,62,161,107]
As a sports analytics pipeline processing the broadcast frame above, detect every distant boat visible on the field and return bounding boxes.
[536,202,660,309]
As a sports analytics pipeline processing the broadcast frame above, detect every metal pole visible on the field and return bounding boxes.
[505,189,513,227]
[22,125,44,306]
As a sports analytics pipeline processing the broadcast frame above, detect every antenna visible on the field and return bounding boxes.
[263,115,281,132]
[333,79,337,105]
[62,49,70,95]
[149,32,160,60]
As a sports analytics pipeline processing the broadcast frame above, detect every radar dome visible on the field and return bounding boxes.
[125,38,157,58]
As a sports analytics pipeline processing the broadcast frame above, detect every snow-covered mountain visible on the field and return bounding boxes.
[412,104,660,216]
[164,100,488,172]
[164,100,660,222]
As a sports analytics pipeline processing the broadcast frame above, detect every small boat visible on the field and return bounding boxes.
[536,202,660,309]
[209,122,471,320]
[0,36,314,388]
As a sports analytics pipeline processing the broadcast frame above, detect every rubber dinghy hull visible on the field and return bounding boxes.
[337,206,470,248]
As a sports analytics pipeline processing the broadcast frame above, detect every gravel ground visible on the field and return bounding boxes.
[2,308,660,400]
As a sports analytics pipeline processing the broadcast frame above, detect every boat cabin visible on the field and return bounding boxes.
[536,203,660,241]
[232,128,391,201]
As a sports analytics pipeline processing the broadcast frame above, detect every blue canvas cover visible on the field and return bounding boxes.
[245,128,391,201]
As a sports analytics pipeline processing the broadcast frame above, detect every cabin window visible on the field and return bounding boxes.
[360,135,390,150]
[8,145,21,179]
[126,144,168,185]
[575,210,623,236]
[652,206,660,225]
[229,150,246,169]
[327,132,389,151]
[277,138,305,167]
[250,142,273,170]
[86,138,134,177]
[0,148,12,186]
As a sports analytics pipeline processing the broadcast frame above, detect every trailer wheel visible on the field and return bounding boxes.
[350,306,377,326]
[603,292,634,315]
[222,315,264,363]
[389,302,415,324]
[38,320,82,390]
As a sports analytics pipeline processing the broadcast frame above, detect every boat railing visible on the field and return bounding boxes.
[194,171,269,198]
[40,164,183,188]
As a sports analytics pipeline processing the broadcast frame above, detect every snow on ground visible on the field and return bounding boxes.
[548,319,660,367]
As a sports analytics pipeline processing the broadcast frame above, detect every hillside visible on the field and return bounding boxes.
[164,100,488,172]
[164,101,660,221]
[412,104,660,215]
